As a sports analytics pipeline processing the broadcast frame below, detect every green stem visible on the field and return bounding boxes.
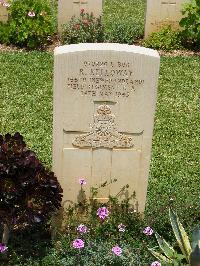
[2,223,10,245]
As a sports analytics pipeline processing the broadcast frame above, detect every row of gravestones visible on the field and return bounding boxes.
[0,0,189,37]
[58,0,189,36]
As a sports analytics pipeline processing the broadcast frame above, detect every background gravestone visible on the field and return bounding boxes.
[53,43,160,213]
[0,4,8,23]
[58,0,102,33]
[145,0,189,38]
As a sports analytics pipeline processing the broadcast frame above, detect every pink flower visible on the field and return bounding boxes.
[79,178,86,185]
[151,261,161,266]
[80,8,84,13]
[143,226,154,236]
[0,243,8,253]
[28,11,35,17]
[112,245,122,256]
[83,19,90,26]
[77,224,88,234]
[72,238,84,249]
[118,223,126,232]
[74,23,80,30]
[97,206,109,220]
[2,2,10,7]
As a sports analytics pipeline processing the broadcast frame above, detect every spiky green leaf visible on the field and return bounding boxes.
[169,208,192,262]
[155,232,176,259]
[148,248,173,263]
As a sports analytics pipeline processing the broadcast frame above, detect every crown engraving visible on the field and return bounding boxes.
[72,104,134,149]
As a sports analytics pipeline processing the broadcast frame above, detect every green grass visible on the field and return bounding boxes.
[103,0,146,43]
[0,52,53,166]
[0,52,199,264]
[146,56,200,233]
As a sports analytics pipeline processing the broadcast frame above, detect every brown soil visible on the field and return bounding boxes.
[0,38,61,53]
[0,41,199,56]
[158,49,200,57]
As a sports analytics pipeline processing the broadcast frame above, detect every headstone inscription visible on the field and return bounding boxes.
[58,0,102,33]
[53,43,160,213]
[0,3,8,23]
[145,0,189,38]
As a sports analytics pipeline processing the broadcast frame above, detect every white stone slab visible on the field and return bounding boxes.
[0,3,8,23]
[53,43,160,213]
[145,0,189,38]
[58,0,102,33]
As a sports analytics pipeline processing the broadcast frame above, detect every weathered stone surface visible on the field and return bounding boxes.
[0,3,8,23]
[58,0,102,33]
[53,43,160,212]
[145,0,189,38]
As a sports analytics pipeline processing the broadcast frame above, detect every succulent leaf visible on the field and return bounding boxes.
[148,248,173,263]
[169,208,192,262]
[155,232,176,259]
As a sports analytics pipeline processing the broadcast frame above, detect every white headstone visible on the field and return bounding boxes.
[58,0,102,33]
[53,43,160,213]
[0,3,8,23]
[145,0,189,38]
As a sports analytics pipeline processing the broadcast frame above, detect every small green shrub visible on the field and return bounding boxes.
[61,10,104,44]
[7,0,55,49]
[104,19,143,44]
[8,239,143,266]
[8,181,146,265]
[54,181,145,244]
[180,0,200,49]
[143,26,184,51]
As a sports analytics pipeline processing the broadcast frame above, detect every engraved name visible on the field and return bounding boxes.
[67,61,144,98]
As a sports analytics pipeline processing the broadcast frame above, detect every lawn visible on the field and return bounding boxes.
[0,52,199,230]
[103,0,146,43]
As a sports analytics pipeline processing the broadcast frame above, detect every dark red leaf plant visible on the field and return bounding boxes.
[0,132,63,245]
